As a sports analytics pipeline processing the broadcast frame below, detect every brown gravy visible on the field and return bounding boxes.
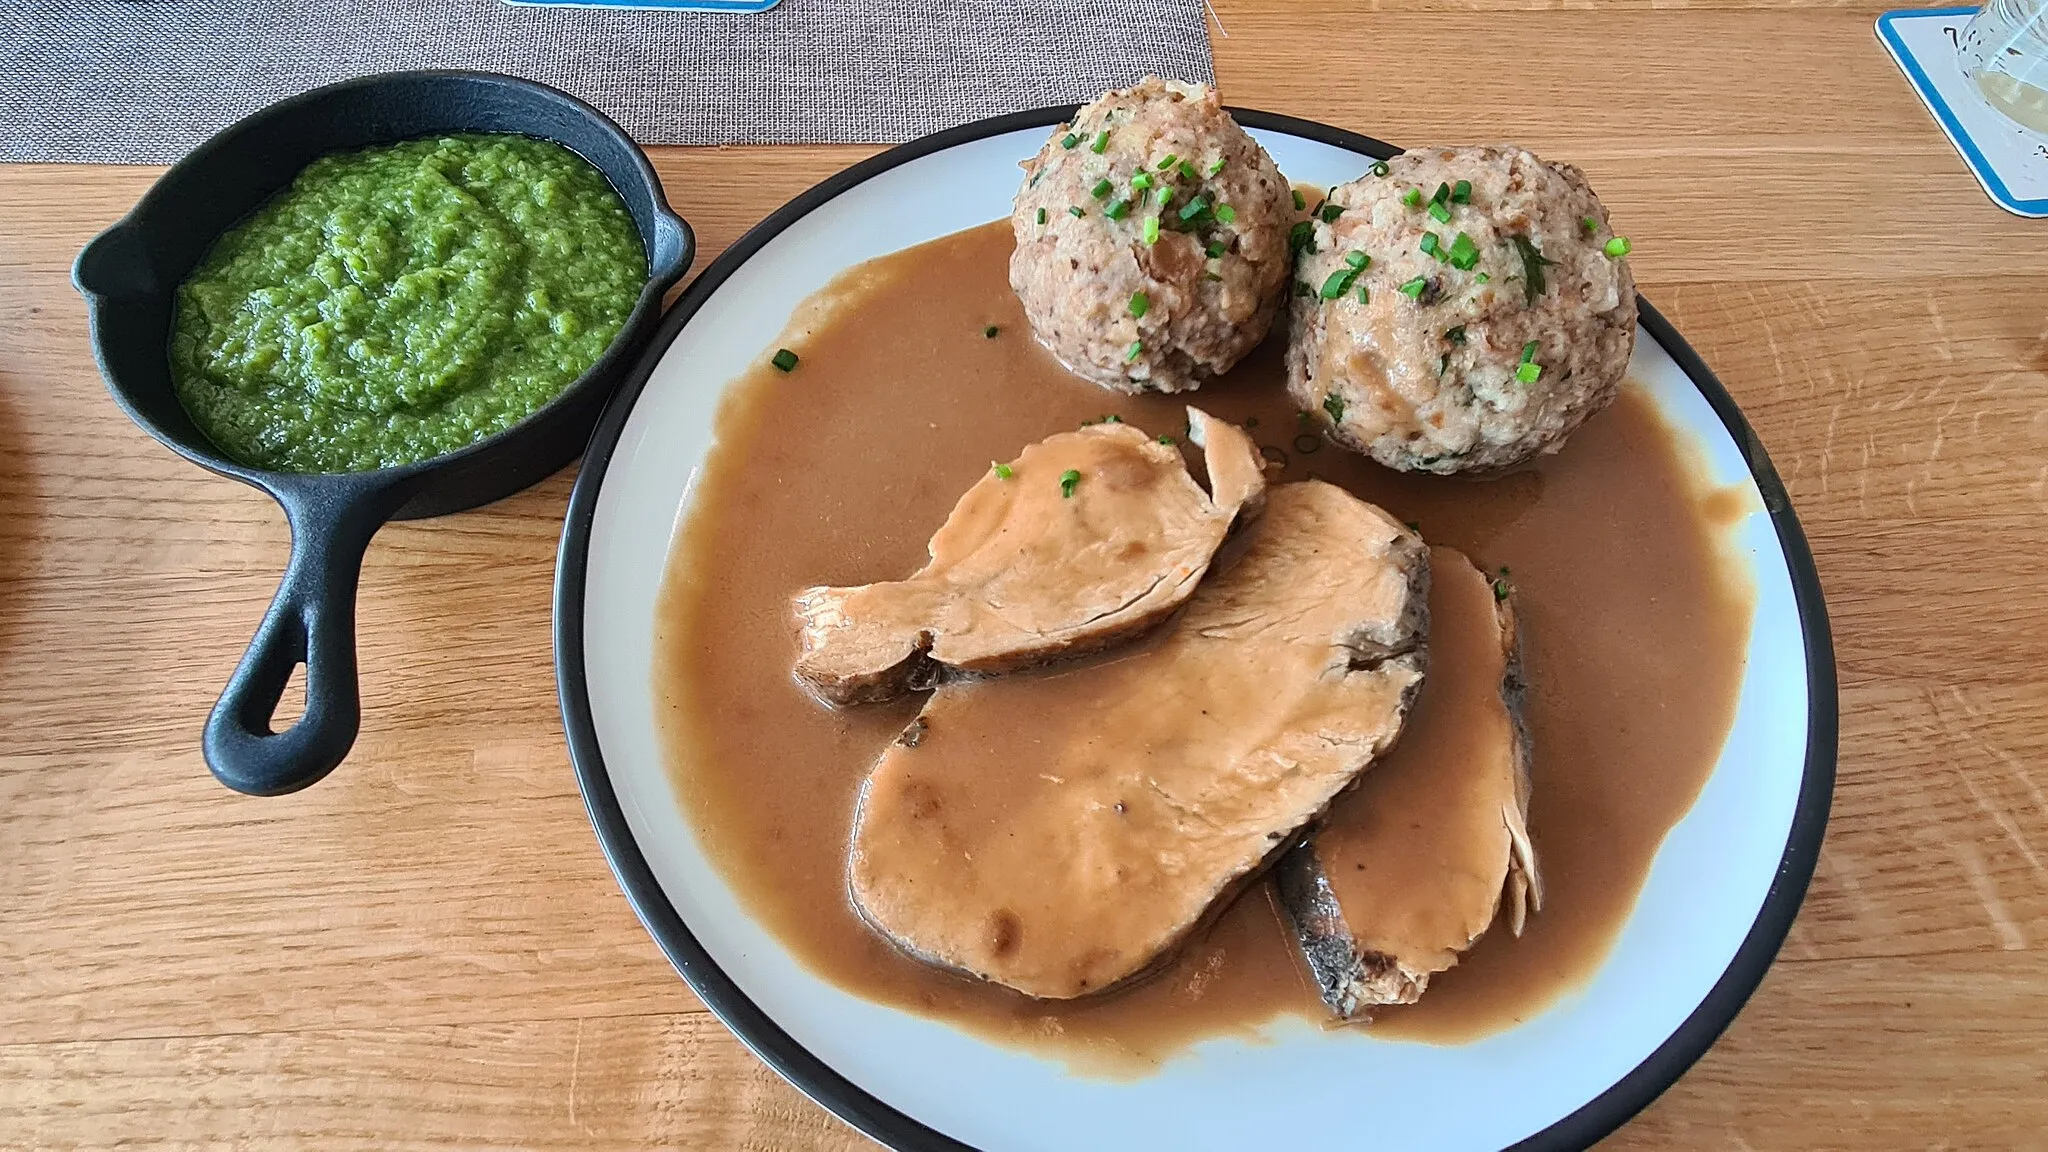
[652,220,1755,1071]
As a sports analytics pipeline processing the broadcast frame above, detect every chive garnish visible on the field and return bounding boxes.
[993,461,1014,479]
[1036,207,1047,225]
[1431,182,1450,205]
[1319,202,1343,223]
[1427,200,1452,224]
[1090,130,1110,153]
[1447,231,1480,270]
[1178,194,1210,221]
[1398,276,1427,300]
[1157,154,1179,170]
[1178,160,1199,181]
[1132,172,1154,192]
[1105,198,1131,220]
[1344,250,1368,270]
[1517,362,1543,383]
[1061,133,1080,149]
[1288,220,1315,254]
[1493,568,1511,601]
[1323,392,1347,421]
[984,325,999,338]
[1371,161,1390,178]
[1214,203,1237,224]
[1104,414,1122,423]
[1129,291,1150,318]
[1153,185,1174,207]
[1159,433,1177,445]
[1068,206,1085,217]
[1206,240,1228,259]
[1126,339,1144,361]
[1581,216,1598,234]
[1605,236,1633,257]
[1207,157,1226,176]
[771,348,798,372]
[1091,178,1114,200]
[1420,232,1443,258]
[1357,284,1369,304]
[1142,216,1161,245]
[1521,341,1540,364]
[1060,469,1082,497]
[1451,179,1472,204]
[1476,271,1491,284]
[1294,190,1309,211]
[1446,325,1467,345]
[1320,268,1359,299]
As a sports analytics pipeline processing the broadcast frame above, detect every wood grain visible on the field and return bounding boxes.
[4,0,2047,1146]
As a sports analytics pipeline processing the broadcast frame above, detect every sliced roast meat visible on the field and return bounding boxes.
[1276,546,1542,1018]
[791,408,1264,706]
[848,482,1428,999]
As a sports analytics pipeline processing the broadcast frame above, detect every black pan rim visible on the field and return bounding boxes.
[553,104,1838,1152]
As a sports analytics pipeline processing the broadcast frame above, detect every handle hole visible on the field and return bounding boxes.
[269,662,307,734]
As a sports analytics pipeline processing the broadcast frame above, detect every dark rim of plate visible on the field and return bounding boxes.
[553,106,1839,1152]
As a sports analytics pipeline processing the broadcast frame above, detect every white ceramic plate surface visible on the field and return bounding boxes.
[555,109,1836,1152]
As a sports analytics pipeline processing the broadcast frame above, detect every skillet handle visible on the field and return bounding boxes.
[203,481,397,796]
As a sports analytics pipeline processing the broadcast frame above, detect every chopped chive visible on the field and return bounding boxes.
[1319,201,1344,223]
[1323,392,1347,421]
[1605,236,1633,257]
[1476,271,1492,284]
[1493,571,1511,601]
[1178,160,1199,181]
[1060,468,1083,497]
[1344,250,1369,270]
[1451,179,1472,204]
[1398,276,1427,300]
[1131,171,1155,192]
[1295,280,1313,297]
[1157,154,1179,170]
[1521,341,1540,364]
[1068,205,1085,217]
[1357,283,1369,304]
[1177,194,1211,221]
[1104,414,1122,423]
[1427,200,1452,224]
[1125,339,1143,362]
[1420,232,1443,258]
[1293,189,1307,211]
[1446,324,1467,345]
[1581,216,1598,235]
[993,461,1014,479]
[1060,133,1080,150]
[1091,178,1114,200]
[1153,185,1174,207]
[1105,198,1131,220]
[1447,231,1480,270]
[1402,187,1424,208]
[1206,240,1228,259]
[1159,433,1177,445]
[771,348,798,372]
[1431,182,1451,205]
[1036,207,1047,225]
[1128,291,1150,318]
[1142,216,1161,245]
[1214,203,1237,224]
[1090,130,1110,154]
[1517,361,1543,384]
[1438,354,1450,376]
[1288,220,1315,254]
[1319,268,1359,299]
[1371,161,1390,178]
[984,325,999,338]
[1207,157,1227,176]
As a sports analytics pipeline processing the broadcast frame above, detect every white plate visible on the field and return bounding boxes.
[555,109,1837,1152]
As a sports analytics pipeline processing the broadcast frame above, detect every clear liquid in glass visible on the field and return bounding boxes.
[1961,0,2048,135]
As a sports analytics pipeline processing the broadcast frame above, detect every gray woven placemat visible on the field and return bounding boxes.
[0,0,1214,163]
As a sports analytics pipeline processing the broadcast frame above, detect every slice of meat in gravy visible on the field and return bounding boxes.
[848,482,1429,999]
[1276,546,1543,1018]
[792,409,1266,706]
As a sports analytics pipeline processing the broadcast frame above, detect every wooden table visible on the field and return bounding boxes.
[4,1,2046,1146]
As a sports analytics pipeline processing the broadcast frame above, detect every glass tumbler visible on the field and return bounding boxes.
[1960,0,2048,135]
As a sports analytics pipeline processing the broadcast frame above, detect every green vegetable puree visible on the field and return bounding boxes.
[170,133,645,472]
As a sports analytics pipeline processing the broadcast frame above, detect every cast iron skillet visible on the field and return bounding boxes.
[72,71,693,797]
